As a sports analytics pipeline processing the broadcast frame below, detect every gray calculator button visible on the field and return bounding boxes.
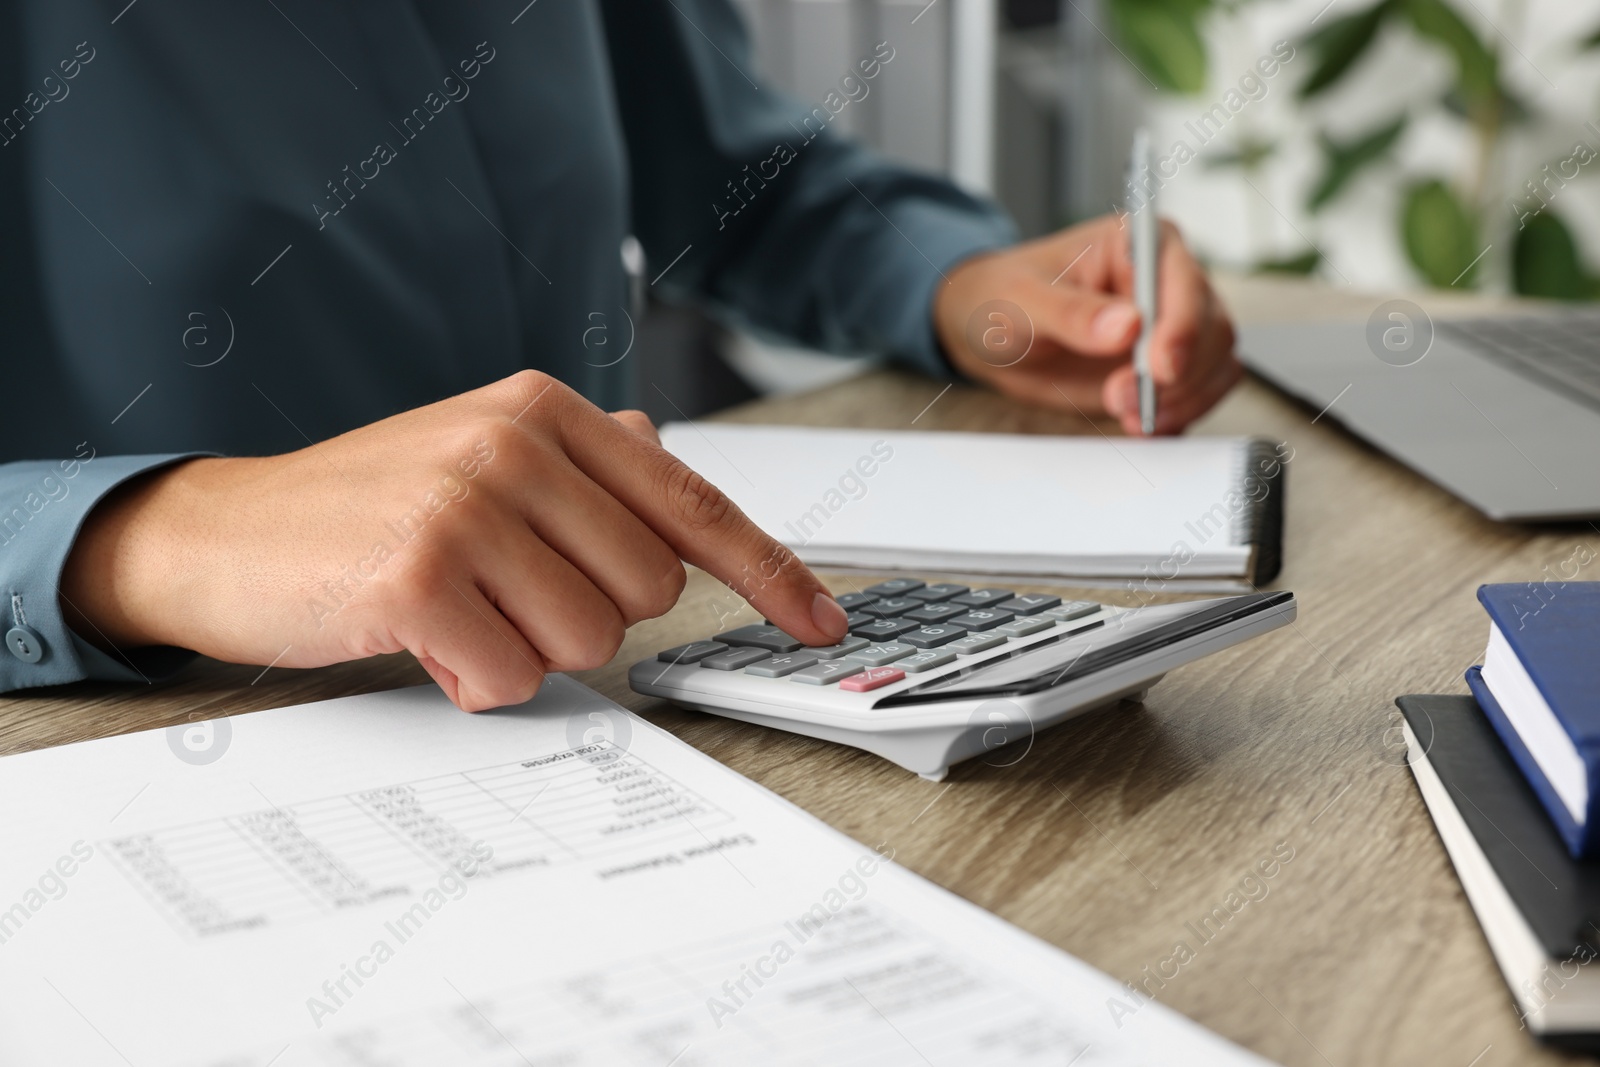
[792,661,866,685]
[905,603,965,624]
[657,640,728,664]
[846,642,915,667]
[997,616,1054,637]
[846,611,875,630]
[865,578,925,596]
[852,618,920,641]
[906,583,969,602]
[897,649,957,672]
[1000,594,1062,616]
[701,647,772,671]
[807,636,869,660]
[746,652,821,677]
[901,624,969,648]
[714,625,804,653]
[1044,601,1102,621]
[862,596,920,617]
[835,593,877,611]
[946,632,1008,656]
[953,588,1014,607]
[948,608,1015,631]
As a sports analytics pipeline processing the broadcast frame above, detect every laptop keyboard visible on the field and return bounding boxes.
[1442,311,1600,409]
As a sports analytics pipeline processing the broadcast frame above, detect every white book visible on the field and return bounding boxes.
[662,424,1287,586]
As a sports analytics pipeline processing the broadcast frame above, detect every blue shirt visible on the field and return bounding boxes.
[0,0,1014,692]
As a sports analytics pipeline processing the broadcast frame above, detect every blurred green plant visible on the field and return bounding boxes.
[1103,0,1600,298]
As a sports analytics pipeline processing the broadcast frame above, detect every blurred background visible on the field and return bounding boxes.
[641,0,1600,421]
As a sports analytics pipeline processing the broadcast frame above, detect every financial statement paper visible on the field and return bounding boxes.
[0,674,1273,1065]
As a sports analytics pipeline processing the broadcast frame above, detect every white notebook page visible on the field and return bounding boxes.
[662,425,1257,579]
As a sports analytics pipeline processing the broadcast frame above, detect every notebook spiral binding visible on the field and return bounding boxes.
[1230,438,1287,585]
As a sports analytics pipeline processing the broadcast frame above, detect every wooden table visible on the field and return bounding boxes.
[3,275,1588,1066]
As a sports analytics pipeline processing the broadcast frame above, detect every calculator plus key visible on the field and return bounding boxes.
[996,617,1053,638]
[946,633,1007,656]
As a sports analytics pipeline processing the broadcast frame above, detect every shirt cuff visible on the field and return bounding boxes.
[882,198,1018,380]
[0,453,210,693]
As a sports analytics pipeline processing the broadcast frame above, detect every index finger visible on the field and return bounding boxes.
[551,393,849,646]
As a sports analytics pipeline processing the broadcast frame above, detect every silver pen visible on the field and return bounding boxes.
[1129,128,1157,436]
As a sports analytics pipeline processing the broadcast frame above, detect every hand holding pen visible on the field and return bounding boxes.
[932,144,1242,436]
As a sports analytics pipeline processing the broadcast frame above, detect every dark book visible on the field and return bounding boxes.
[1398,694,1600,1049]
[1469,582,1600,858]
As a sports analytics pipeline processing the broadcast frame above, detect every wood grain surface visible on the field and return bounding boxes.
[3,275,1590,1066]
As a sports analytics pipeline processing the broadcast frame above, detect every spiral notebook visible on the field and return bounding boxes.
[661,425,1286,587]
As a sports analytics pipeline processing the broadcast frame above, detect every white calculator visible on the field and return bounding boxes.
[630,579,1296,779]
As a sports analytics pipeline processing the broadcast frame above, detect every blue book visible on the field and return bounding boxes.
[1468,583,1600,859]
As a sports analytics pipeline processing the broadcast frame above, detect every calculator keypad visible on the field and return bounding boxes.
[648,583,1108,697]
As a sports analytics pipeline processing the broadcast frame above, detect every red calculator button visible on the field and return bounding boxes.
[839,667,905,692]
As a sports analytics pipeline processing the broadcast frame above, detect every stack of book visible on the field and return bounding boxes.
[1399,583,1600,1049]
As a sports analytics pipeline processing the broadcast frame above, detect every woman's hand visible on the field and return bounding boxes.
[60,371,849,710]
[934,214,1242,435]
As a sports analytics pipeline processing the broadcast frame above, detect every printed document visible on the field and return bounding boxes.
[0,676,1272,1065]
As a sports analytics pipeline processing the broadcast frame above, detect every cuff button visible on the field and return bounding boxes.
[6,626,45,664]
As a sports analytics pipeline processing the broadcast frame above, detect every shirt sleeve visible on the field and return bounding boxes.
[599,0,1018,378]
[0,453,206,694]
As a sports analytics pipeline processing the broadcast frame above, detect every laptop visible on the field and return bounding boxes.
[1239,307,1600,521]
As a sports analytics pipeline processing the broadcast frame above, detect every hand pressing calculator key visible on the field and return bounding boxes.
[630,578,1296,780]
